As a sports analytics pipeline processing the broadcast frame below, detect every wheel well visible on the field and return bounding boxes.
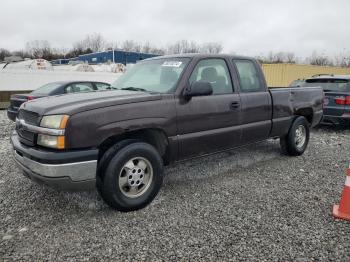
[295,108,313,124]
[98,129,170,164]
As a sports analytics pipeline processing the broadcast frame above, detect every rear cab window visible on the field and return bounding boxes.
[302,78,350,92]
[233,60,263,92]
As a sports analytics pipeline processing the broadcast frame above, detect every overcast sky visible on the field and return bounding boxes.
[1,0,350,58]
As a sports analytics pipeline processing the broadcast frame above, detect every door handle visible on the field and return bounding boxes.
[230,101,240,110]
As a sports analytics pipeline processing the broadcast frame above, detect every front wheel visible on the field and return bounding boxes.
[97,142,164,212]
[280,116,310,156]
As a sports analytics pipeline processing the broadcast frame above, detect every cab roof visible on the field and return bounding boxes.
[145,53,255,61]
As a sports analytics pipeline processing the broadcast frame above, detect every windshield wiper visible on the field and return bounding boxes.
[121,87,147,92]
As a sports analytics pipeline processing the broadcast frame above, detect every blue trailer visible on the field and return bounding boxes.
[51,59,71,65]
[77,50,158,65]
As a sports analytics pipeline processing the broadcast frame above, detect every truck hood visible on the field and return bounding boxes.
[21,90,162,116]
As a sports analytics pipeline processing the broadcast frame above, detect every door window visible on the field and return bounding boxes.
[233,60,263,92]
[66,83,94,93]
[95,83,111,90]
[189,59,233,94]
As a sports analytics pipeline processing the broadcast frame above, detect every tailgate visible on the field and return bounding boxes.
[323,92,346,116]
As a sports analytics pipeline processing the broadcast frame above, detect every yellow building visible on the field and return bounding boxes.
[261,63,350,87]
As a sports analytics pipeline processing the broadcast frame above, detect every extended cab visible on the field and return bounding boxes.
[11,54,323,211]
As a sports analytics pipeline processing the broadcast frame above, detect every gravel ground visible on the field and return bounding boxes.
[1,110,350,261]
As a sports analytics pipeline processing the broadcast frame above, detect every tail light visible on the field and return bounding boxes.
[27,96,34,101]
[335,96,350,105]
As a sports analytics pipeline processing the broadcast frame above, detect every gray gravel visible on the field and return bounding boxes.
[1,109,350,261]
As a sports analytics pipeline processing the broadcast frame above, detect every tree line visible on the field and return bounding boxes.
[0,33,223,62]
[256,51,350,67]
[1,33,350,67]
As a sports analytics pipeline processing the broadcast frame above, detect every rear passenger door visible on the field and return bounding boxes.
[176,58,242,159]
[232,59,272,144]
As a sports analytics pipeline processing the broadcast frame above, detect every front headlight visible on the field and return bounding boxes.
[38,115,69,149]
[40,115,69,129]
[37,134,65,149]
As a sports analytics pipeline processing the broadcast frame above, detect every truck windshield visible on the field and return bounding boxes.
[111,58,190,93]
[302,79,349,92]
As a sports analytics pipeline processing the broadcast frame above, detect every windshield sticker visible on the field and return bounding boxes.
[162,61,182,67]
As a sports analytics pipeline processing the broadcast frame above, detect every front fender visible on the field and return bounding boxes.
[66,116,176,149]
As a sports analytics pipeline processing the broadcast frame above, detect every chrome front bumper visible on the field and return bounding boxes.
[11,132,98,191]
[13,150,97,191]
[13,149,97,181]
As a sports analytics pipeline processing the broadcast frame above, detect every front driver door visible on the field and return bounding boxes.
[176,58,242,160]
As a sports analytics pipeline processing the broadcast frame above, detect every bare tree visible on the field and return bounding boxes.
[149,47,166,55]
[141,42,166,55]
[185,41,201,53]
[257,51,296,64]
[73,33,106,53]
[167,40,201,54]
[11,50,31,59]
[334,51,350,67]
[25,40,54,59]
[141,42,152,53]
[267,51,285,63]
[285,52,296,63]
[13,35,350,67]
[167,41,181,54]
[308,51,333,66]
[0,48,11,61]
[200,42,223,54]
[122,40,141,52]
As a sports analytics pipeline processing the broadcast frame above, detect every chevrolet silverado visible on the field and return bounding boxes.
[11,54,323,211]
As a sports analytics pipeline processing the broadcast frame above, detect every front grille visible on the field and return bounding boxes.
[19,129,35,142]
[17,110,40,146]
[18,110,40,126]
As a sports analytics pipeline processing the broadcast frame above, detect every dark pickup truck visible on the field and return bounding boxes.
[11,54,323,211]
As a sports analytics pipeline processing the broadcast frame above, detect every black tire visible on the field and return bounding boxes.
[97,142,164,212]
[96,139,139,198]
[280,116,310,156]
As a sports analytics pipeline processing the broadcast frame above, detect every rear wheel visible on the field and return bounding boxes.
[97,142,164,212]
[280,116,310,156]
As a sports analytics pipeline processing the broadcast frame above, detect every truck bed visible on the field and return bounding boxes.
[268,87,323,137]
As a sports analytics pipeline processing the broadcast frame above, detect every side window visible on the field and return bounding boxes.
[233,60,263,92]
[189,59,233,94]
[66,83,94,93]
[75,83,94,92]
[65,85,74,93]
[95,83,111,90]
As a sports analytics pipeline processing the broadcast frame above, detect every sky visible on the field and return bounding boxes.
[1,0,350,58]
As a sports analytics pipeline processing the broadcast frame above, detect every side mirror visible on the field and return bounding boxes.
[183,81,213,98]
